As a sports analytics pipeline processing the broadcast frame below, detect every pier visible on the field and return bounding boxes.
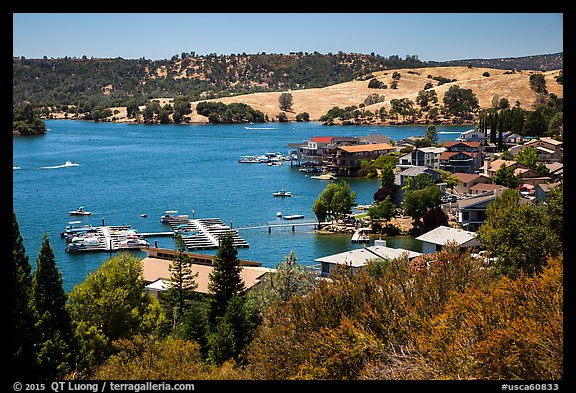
[236,221,329,233]
[164,217,249,250]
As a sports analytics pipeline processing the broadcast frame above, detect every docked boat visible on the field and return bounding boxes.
[283,214,304,220]
[118,236,149,249]
[310,173,337,180]
[65,235,103,252]
[161,210,189,223]
[69,206,92,216]
[238,155,260,163]
[273,189,292,197]
[351,228,371,243]
[61,221,95,239]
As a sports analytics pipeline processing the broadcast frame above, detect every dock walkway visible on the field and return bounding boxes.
[165,217,249,250]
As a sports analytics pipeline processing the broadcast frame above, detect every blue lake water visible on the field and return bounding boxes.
[13,120,467,292]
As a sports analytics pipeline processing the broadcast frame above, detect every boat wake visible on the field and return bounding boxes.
[41,161,79,169]
[244,126,277,130]
[437,131,462,134]
[13,166,21,170]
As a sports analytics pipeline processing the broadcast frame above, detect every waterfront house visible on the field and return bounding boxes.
[358,134,392,145]
[456,128,487,144]
[452,172,493,195]
[295,136,359,165]
[416,225,481,253]
[329,142,396,176]
[140,247,273,298]
[439,141,484,174]
[455,189,505,231]
[398,146,446,170]
[314,245,421,277]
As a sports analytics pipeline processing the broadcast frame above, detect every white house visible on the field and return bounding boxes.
[314,245,421,276]
[456,129,487,144]
[415,225,481,254]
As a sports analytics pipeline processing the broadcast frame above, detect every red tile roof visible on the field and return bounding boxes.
[311,136,334,143]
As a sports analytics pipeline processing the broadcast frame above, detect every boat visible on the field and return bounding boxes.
[238,155,260,163]
[140,213,148,218]
[352,228,371,243]
[273,189,292,197]
[283,214,304,220]
[310,173,337,180]
[276,211,282,217]
[118,236,149,249]
[65,235,102,252]
[61,221,95,240]
[161,210,189,223]
[69,206,92,215]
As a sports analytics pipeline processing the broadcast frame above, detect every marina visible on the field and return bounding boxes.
[13,120,463,291]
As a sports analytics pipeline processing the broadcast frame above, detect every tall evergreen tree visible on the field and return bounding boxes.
[164,234,198,325]
[10,213,39,380]
[31,233,75,379]
[208,232,245,323]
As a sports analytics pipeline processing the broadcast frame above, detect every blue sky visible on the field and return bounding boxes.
[13,13,563,61]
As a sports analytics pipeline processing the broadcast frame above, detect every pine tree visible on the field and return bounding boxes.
[31,233,75,379]
[165,234,198,324]
[10,213,39,380]
[208,232,245,323]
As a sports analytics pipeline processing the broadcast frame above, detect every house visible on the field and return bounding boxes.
[140,247,273,298]
[358,134,391,145]
[469,183,506,195]
[456,128,487,144]
[452,172,493,195]
[393,166,446,206]
[415,225,482,253]
[330,142,396,176]
[535,181,562,202]
[510,137,563,163]
[544,162,563,181]
[398,146,446,169]
[314,245,421,277]
[296,136,359,165]
[439,141,484,174]
[482,159,529,178]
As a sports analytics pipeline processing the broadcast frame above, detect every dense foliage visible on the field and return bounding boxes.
[13,103,47,135]
[196,101,266,123]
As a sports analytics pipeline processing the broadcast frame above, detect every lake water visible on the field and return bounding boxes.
[13,120,467,292]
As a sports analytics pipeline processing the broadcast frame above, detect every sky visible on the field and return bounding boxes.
[12,13,563,62]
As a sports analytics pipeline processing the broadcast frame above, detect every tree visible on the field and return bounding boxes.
[442,85,479,117]
[295,112,310,121]
[278,112,289,122]
[492,163,521,188]
[278,92,293,112]
[31,233,76,379]
[424,125,438,144]
[477,189,562,278]
[368,196,395,223]
[163,235,198,325]
[10,213,39,380]
[208,232,246,323]
[67,253,166,369]
[312,181,357,222]
[402,185,442,226]
[514,146,539,169]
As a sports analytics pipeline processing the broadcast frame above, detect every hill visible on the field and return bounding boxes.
[159,65,563,124]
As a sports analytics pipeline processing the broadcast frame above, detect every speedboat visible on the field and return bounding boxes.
[283,214,304,220]
[310,173,336,180]
[161,210,189,223]
[352,228,371,243]
[69,206,92,215]
[273,189,292,197]
[238,155,260,163]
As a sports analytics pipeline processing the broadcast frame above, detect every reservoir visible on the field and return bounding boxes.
[13,120,467,292]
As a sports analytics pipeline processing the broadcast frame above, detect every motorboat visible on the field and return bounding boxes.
[238,155,260,163]
[273,189,292,197]
[161,210,189,223]
[61,221,95,239]
[283,214,304,220]
[69,206,92,215]
[310,173,337,180]
[118,236,149,249]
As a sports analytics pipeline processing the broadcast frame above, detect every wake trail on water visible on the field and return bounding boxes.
[40,161,80,169]
[244,126,277,130]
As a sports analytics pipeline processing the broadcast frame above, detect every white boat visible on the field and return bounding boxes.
[283,214,304,220]
[69,206,92,216]
[238,155,260,163]
[276,211,282,217]
[352,228,371,243]
[118,236,149,249]
[273,189,292,197]
[161,210,189,223]
[310,173,337,180]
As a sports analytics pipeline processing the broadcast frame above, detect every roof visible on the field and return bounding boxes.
[315,246,421,268]
[415,225,480,247]
[416,146,446,154]
[525,137,562,147]
[458,191,500,209]
[141,256,274,294]
[536,182,561,192]
[443,141,482,148]
[440,151,472,160]
[311,136,334,143]
[545,162,563,173]
[400,166,441,177]
[454,172,488,183]
[339,143,395,153]
[470,183,504,192]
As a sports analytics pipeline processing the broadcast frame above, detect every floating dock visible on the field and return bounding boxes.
[165,217,249,250]
[63,217,250,253]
